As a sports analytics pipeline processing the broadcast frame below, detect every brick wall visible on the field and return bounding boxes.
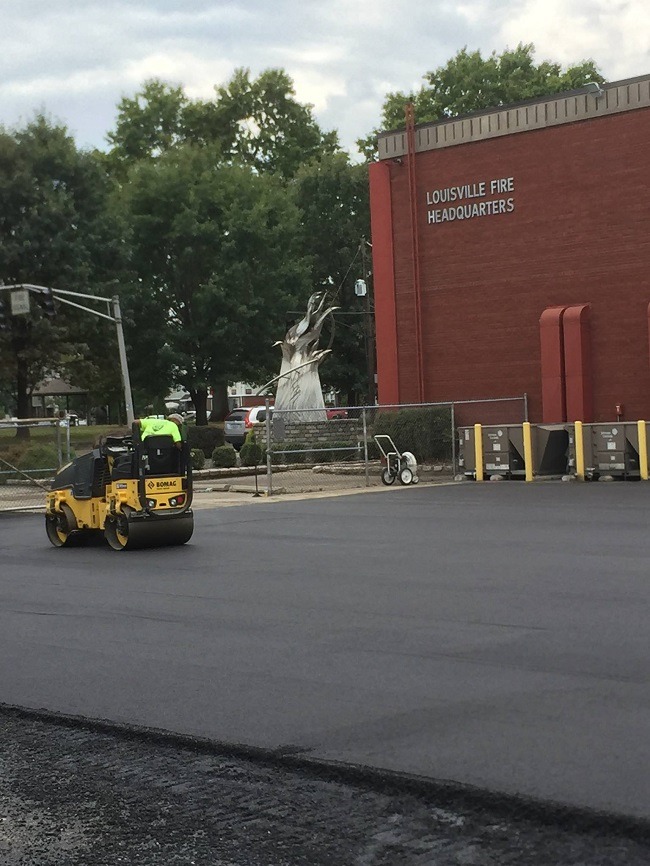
[372,107,650,423]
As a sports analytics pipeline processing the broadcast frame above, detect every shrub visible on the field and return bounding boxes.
[0,444,26,466]
[211,444,237,468]
[365,438,381,461]
[240,430,263,467]
[0,451,17,484]
[190,448,205,470]
[372,407,452,462]
[18,444,60,470]
[187,424,225,458]
[267,441,303,465]
[314,441,362,464]
[15,444,61,479]
[284,441,311,464]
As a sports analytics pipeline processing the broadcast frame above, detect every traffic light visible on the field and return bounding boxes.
[40,287,56,319]
[0,298,7,331]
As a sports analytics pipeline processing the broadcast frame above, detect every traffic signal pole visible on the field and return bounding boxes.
[111,295,134,425]
[0,283,135,425]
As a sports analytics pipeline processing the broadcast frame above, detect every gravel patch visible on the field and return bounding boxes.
[1,709,649,866]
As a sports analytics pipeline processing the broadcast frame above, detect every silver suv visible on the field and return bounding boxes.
[224,405,273,449]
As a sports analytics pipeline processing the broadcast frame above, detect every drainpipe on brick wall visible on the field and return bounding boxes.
[406,103,425,403]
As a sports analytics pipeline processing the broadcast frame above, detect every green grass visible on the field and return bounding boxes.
[0,425,121,458]
[0,422,227,460]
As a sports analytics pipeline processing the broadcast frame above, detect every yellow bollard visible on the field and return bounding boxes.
[474,423,484,481]
[638,420,648,480]
[574,421,585,481]
[523,422,533,482]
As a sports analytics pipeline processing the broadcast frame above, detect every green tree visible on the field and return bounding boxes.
[359,44,605,158]
[107,69,340,179]
[106,80,189,173]
[197,68,340,177]
[293,152,372,404]
[0,117,124,433]
[106,69,344,420]
[120,144,310,423]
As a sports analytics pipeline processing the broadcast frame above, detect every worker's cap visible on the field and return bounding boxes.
[167,413,184,424]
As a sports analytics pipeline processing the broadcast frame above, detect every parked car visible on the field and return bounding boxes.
[326,407,349,419]
[224,405,273,449]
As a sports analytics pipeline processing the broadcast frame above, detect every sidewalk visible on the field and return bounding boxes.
[191,474,456,508]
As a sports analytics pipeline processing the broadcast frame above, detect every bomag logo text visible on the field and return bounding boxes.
[153,480,177,489]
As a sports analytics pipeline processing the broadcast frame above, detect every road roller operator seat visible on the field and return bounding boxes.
[140,434,181,476]
[105,435,135,481]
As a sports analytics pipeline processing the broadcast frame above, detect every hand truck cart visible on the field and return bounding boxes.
[373,435,419,485]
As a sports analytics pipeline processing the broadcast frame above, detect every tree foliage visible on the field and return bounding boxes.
[0,117,124,423]
[119,144,310,423]
[107,80,189,168]
[358,43,605,158]
[203,68,340,177]
[105,69,347,421]
[292,152,372,404]
[107,69,340,179]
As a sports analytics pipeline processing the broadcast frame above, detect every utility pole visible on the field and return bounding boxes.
[0,284,135,425]
[112,295,134,424]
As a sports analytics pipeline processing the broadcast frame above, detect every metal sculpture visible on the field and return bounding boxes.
[274,291,337,420]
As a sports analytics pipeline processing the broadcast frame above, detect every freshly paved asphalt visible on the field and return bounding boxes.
[1,482,649,820]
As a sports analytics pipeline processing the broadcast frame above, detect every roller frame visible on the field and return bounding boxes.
[45,425,194,551]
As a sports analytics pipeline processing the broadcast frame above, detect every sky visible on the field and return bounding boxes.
[1,0,649,157]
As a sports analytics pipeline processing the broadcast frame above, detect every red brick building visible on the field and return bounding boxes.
[369,75,650,424]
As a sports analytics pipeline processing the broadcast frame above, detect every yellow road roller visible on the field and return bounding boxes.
[45,425,194,550]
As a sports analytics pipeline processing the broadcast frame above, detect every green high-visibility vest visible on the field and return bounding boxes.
[140,417,181,443]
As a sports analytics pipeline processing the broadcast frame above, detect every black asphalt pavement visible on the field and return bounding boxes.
[1,483,649,820]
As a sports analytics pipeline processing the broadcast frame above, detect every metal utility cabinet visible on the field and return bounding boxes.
[458,423,570,480]
[573,422,648,480]
[458,425,525,479]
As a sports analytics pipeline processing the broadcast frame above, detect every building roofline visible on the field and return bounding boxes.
[377,73,650,159]
[33,377,87,396]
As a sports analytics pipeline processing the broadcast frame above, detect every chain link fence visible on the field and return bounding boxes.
[1,398,529,507]
[257,396,527,496]
[0,419,71,512]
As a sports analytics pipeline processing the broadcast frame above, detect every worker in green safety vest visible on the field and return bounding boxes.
[134,413,184,449]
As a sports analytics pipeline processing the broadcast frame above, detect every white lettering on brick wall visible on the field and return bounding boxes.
[426,177,515,225]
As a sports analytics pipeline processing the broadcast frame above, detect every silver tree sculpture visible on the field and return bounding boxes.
[274,291,338,420]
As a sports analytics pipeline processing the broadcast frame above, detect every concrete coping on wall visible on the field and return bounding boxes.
[377,74,650,159]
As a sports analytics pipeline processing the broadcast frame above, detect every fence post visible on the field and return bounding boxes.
[55,419,62,467]
[523,421,533,482]
[450,403,456,476]
[574,421,585,481]
[65,418,71,463]
[362,407,370,487]
[474,423,484,481]
[265,397,273,496]
[638,420,648,480]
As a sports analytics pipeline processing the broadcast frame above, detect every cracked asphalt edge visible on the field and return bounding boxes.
[2,701,648,845]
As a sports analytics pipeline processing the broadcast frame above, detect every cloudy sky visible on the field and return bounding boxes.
[1,0,649,157]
